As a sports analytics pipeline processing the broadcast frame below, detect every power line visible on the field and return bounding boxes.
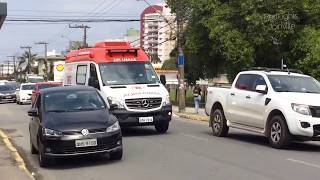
[6,18,142,22]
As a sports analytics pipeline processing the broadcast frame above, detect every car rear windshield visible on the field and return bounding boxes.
[22,84,35,90]
[267,75,320,93]
[0,85,14,91]
[39,84,61,90]
[44,90,106,112]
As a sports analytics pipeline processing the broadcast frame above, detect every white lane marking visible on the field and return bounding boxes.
[287,158,320,169]
[180,133,209,141]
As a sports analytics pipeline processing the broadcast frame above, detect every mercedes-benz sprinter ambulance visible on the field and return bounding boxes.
[64,41,172,133]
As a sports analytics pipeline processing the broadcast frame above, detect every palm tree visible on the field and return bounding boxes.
[20,51,38,74]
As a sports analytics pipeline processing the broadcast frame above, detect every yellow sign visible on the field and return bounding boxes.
[56,64,64,72]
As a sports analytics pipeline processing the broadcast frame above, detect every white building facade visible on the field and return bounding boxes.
[0,64,14,77]
[140,3,176,64]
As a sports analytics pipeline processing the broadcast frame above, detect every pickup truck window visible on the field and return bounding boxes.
[268,75,320,93]
[235,74,252,90]
[236,74,266,92]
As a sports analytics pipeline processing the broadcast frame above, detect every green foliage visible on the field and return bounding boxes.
[150,54,161,64]
[162,58,177,70]
[166,0,320,81]
[19,51,38,74]
[293,27,320,79]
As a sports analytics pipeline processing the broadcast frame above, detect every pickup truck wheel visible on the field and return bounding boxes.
[211,108,229,137]
[268,115,291,149]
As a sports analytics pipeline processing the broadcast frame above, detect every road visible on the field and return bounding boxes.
[1,103,320,180]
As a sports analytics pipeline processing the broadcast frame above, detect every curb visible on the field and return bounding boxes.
[0,129,35,180]
[173,112,209,122]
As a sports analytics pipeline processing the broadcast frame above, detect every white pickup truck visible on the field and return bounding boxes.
[205,69,320,148]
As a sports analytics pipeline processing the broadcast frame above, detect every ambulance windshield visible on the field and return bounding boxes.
[99,62,159,85]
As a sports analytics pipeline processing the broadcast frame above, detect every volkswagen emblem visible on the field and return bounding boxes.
[81,129,89,136]
[141,99,150,108]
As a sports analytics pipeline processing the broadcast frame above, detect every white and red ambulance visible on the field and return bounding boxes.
[64,41,172,133]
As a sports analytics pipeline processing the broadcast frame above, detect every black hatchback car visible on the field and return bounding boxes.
[28,86,122,167]
[0,84,16,103]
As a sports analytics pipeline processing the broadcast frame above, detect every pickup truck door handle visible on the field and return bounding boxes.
[230,93,235,96]
[246,95,251,99]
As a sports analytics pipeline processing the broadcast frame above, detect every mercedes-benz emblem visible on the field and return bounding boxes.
[141,99,150,108]
[81,129,89,136]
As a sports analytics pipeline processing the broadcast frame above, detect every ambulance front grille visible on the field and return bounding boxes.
[125,98,162,110]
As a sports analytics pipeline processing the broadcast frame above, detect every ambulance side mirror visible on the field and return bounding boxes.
[160,75,166,85]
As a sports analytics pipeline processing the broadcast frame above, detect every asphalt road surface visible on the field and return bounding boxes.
[1,103,320,180]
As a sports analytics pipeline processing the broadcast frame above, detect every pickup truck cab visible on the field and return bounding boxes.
[205,69,320,148]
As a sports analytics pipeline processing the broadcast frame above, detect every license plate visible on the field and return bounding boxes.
[139,116,153,123]
[75,139,97,148]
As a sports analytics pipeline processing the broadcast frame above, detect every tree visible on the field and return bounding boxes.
[20,51,38,74]
[150,54,161,64]
[162,58,177,70]
[167,0,320,81]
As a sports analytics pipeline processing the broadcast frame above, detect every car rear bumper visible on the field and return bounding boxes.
[41,131,122,157]
[110,105,172,126]
[0,95,16,103]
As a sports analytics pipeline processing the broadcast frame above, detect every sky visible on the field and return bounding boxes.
[0,0,163,63]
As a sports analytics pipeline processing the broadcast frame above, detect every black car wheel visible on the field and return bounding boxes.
[38,140,50,167]
[155,121,169,133]
[110,148,123,160]
[268,115,291,149]
[210,108,229,137]
[30,136,38,154]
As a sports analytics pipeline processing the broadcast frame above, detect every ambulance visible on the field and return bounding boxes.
[64,41,172,133]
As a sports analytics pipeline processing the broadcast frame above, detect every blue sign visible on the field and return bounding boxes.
[178,55,184,65]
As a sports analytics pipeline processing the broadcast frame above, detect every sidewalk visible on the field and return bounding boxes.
[172,105,210,122]
[0,131,31,180]
[0,129,34,180]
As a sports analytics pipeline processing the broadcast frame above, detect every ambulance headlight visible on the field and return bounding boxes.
[162,95,171,106]
[107,96,125,109]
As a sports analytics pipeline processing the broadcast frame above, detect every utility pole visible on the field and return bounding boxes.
[35,42,49,80]
[69,24,90,48]
[177,0,186,112]
[0,64,3,78]
[7,55,16,79]
[20,46,32,74]
[6,61,10,78]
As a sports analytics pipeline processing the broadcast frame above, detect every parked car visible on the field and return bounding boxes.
[31,82,62,105]
[28,86,123,167]
[16,83,35,105]
[0,80,8,85]
[205,68,320,149]
[0,84,16,103]
[6,81,20,90]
